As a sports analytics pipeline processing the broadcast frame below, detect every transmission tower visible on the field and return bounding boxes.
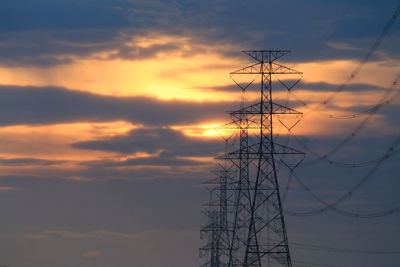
[200,166,233,267]
[201,50,304,267]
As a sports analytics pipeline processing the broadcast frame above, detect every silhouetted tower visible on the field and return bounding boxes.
[201,50,303,267]
[201,166,234,267]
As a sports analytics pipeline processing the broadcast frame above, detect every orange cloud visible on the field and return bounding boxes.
[0,121,135,161]
[0,186,19,191]
[24,229,197,241]
[292,59,400,88]
[81,250,101,259]
[0,34,245,101]
[1,33,398,107]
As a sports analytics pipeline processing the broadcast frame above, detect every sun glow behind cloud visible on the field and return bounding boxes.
[0,33,398,181]
[0,1,399,266]
[0,32,398,109]
[0,121,135,160]
[293,59,400,88]
[0,54,243,101]
[0,34,246,101]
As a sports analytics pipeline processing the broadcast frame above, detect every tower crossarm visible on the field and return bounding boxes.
[272,142,305,155]
[230,62,261,75]
[242,50,291,62]
[229,102,302,116]
[218,119,260,130]
[218,142,303,162]
[271,102,302,115]
[270,62,302,75]
[229,102,260,115]
[230,62,302,75]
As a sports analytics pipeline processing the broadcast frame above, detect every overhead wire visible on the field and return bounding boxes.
[308,3,400,112]
[293,259,349,267]
[282,134,400,217]
[281,169,294,203]
[274,78,306,202]
[328,73,400,119]
[279,111,298,203]
[275,88,297,175]
[287,73,400,168]
[290,240,400,255]
[202,5,400,261]
[279,50,400,218]
[293,134,400,169]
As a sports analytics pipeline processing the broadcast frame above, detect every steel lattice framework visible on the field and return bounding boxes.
[201,50,304,267]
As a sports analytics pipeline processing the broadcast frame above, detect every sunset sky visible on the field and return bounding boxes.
[0,1,400,266]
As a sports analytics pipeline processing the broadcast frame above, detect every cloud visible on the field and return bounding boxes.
[73,127,221,169]
[0,0,131,31]
[1,83,395,128]
[0,0,399,67]
[0,1,132,66]
[0,157,61,166]
[0,186,19,191]
[0,156,214,181]
[0,85,231,126]
[0,1,226,66]
[81,250,101,259]
[194,80,388,93]
[81,152,208,168]
[72,127,221,156]
[24,229,196,241]
[0,30,194,66]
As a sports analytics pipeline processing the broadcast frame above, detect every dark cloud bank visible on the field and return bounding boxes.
[1,83,397,127]
[73,127,221,157]
[0,0,399,66]
[0,85,232,126]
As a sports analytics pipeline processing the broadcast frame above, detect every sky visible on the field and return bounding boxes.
[0,0,400,266]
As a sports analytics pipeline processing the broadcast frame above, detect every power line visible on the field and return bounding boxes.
[289,73,400,168]
[328,73,400,119]
[309,3,400,111]
[294,137,400,169]
[293,259,349,267]
[290,241,400,255]
[282,134,400,217]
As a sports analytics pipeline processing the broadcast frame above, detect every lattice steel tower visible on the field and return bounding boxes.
[201,50,304,267]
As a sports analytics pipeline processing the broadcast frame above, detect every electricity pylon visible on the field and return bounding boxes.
[201,50,303,267]
[200,166,233,267]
